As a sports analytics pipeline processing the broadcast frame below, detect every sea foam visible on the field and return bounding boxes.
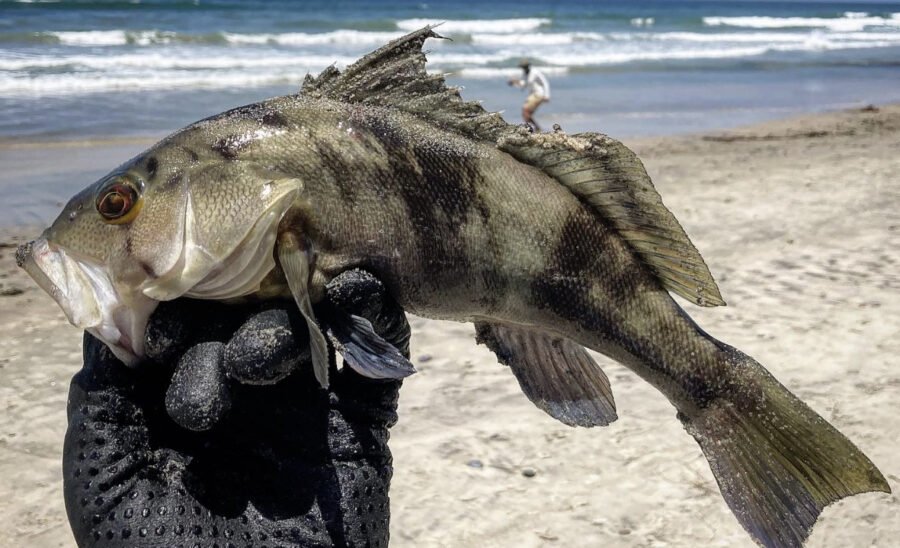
[396,18,551,34]
[703,14,900,32]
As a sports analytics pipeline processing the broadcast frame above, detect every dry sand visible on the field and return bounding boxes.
[0,105,897,547]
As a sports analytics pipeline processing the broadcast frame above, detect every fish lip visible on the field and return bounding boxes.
[18,236,157,366]
[15,241,32,268]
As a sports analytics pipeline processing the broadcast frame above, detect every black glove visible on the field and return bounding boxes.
[63,269,409,547]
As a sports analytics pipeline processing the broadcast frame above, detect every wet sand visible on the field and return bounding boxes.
[1,105,897,547]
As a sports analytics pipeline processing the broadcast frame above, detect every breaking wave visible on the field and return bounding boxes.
[17,25,900,50]
[703,13,900,32]
[2,11,899,97]
[396,18,551,34]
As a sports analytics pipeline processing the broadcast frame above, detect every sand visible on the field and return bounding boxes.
[0,105,897,547]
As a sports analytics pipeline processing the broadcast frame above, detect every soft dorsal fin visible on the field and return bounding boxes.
[498,130,725,307]
[300,26,507,140]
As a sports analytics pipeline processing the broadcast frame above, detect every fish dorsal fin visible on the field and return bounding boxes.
[475,321,617,427]
[498,130,725,307]
[301,26,506,140]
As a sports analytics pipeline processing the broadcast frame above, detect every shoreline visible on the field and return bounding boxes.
[1,104,898,547]
[1,101,894,151]
[0,136,159,151]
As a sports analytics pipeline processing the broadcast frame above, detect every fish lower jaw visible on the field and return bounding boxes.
[93,296,159,366]
[87,326,139,366]
[84,297,158,366]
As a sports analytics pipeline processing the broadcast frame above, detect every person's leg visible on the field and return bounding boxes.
[522,106,538,132]
[522,94,541,132]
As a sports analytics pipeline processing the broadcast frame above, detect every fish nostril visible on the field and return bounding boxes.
[15,241,33,268]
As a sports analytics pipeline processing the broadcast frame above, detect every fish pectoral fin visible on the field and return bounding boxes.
[277,232,331,389]
[475,321,617,427]
[324,308,416,381]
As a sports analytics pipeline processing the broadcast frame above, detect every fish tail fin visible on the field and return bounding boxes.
[679,349,890,548]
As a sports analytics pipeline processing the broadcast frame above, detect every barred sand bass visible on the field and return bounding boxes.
[17,28,889,548]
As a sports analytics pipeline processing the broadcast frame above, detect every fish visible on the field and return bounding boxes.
[16,27,889,547]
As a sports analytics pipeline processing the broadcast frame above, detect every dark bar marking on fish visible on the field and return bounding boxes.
[222,103,268,122]
[146,157,158,178]
[377,134,491,296]
[545,219,719,403]
[530,209,720,406]
[223,103,291,130]
[531,212,659,377]
[472,195,508,311]
[261,110,289,128]
[364,114,408,150]
[314,138,358,204]
[211,135,247,160]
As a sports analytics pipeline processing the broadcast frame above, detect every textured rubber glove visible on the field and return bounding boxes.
[63,270,408,547]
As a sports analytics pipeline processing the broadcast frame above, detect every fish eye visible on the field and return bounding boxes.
[96,179,142,224]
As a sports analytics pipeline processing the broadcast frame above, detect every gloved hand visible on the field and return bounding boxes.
[63,269,409,547]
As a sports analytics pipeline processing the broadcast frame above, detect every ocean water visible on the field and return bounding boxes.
[4,0,900,226]
[2,0,900,142]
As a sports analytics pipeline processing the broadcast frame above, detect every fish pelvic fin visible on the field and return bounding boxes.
[680,347,890,548]
[475,321,617,427]
[277,232,331,389]
[498,130,725,307]
[301,26,507,141]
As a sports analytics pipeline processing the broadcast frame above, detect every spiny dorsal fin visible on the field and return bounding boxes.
[301,26,507,140]
[498,130,725,307]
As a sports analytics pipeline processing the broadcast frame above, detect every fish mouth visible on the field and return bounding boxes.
[17,237,158,366]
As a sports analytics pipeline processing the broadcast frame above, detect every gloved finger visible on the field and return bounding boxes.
[164,342,232,431]
[223,305,310,385]
[144,299,246,365]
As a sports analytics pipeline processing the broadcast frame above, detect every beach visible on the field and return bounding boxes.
[1,104,897,547]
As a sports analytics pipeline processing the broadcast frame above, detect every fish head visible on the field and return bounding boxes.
[17,142,299,366]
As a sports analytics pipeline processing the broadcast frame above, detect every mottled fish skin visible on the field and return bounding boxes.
[174,95,713,411]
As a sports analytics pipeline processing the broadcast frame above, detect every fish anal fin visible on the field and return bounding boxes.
[300,26,507,141]
[475,321,617,427]
[498,131,725,307]
[277,232,330,388]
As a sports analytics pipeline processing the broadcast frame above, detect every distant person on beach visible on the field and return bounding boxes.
[508,59,550,132]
